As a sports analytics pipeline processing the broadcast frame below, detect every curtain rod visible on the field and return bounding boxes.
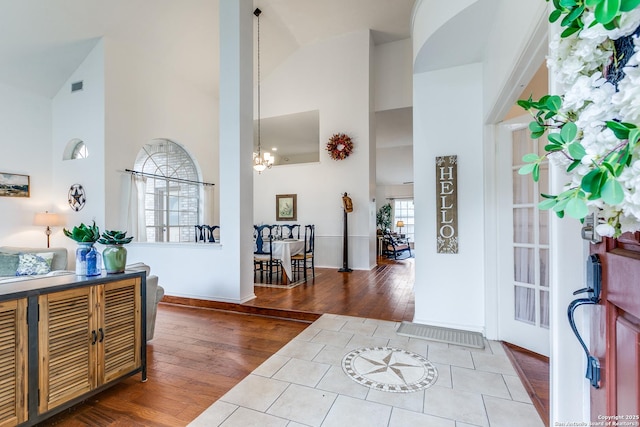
[124,169,215,187]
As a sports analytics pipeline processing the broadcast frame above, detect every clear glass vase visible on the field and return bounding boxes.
[76,243,102,276]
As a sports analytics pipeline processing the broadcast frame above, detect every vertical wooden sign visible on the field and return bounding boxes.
[436,155,458,253]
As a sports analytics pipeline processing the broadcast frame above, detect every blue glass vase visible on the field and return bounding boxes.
[76,243,102,276]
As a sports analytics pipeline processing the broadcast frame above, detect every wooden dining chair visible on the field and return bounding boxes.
[292,224,315,281]
[253,225,280,283]
[194,225,206,242]
[280,224,301,239]
[205,225,220,243]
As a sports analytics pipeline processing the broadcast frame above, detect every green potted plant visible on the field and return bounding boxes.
[376,203,392,234]
[63,221,101,276]
[98,230,134,274]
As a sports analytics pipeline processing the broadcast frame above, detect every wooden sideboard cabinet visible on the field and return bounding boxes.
[0,272,146,427]
[0,299,28,426]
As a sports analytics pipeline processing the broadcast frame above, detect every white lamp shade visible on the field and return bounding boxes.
[34,212,63,227]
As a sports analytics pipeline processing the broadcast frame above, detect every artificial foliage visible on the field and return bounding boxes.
[518,0,640,237]
[98,230,134,245]
[63,221,101,243]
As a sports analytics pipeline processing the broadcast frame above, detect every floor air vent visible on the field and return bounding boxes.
[396,322,485,349]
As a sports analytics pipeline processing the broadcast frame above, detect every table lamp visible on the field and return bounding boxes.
[396,220,404,235]
[34,211,63,248]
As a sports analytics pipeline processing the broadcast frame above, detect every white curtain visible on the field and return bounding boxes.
[127,174,147,242]
[203,185,215,226]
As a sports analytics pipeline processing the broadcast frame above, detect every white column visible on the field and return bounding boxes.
[219,0,255,302]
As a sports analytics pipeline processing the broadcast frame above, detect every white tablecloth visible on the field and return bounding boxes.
[272,239,305,280]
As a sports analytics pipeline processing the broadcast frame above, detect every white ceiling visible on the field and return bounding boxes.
[0,0,416,99]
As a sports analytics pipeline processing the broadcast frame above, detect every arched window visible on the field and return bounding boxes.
[71,141,88,159]
[134,139,201,242]
[63,139,89,160]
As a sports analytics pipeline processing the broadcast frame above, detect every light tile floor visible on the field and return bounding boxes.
[189,314,546,427]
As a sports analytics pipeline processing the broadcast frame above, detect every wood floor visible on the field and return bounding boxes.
[40,256,549,426]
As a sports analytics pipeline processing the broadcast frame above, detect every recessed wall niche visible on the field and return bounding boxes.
[63,139,88,160]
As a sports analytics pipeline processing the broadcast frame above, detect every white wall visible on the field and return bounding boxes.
[51,40,107,265]
[102,38,219,230]
[375,39,412,112]
[253,30,375,270]
[413,63,485,332]
[412,0,590,423]
[0,83,53,248]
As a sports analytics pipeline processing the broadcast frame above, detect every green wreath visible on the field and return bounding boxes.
[326,133,354,160]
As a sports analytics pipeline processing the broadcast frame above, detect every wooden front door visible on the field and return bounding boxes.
[590,233,640,418]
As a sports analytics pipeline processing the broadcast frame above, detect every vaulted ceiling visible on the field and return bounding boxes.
[0,0,416,99]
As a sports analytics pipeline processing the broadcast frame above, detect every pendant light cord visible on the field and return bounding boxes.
[255,8,262,158]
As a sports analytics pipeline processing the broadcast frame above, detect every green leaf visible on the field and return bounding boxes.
[545,95,563,112]
[601,178,625,204]
[567,160,582,172]
[548,133,564,145]
[606,120,631,139]
[566,197,589,219]
[561,24,582,37]
[594,0,621,25]
[517,99,532,110]
[529,121,545,134]
[549,8,563,22]
[554,199,570,214]
[538,198,558,210]
[532,164,540,182]
[568,142,586,159]
[629,128,640,146]
[561,0,579,7]
[586,0,602,6]
[621,0,640,11]
[560,122,578,142]
[518,163,537,175]
[522,153,540,162]
[581,169,602,193]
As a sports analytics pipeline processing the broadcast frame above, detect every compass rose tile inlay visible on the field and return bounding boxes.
[341,346,438,393]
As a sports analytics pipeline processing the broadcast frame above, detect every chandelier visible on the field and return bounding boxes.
[253,7,274,173]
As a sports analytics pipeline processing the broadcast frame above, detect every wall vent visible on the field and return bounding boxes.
[71,81,83,92]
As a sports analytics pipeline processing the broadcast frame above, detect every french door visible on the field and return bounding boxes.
[497,120,550,356]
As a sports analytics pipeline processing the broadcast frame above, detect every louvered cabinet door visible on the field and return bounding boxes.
[99,277,141,385]
[38,287,97,414]
[0,299,27,427]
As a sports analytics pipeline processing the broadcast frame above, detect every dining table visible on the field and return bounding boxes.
[271,239,305,283]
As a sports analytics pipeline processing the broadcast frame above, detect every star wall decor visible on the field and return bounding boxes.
[68,183,86,211]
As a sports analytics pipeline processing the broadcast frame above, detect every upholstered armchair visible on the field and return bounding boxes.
[382,231,412,259]
[125,262,165,340]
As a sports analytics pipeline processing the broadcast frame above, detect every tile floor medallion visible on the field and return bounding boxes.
[189,314,546,427]
[342,346,438,392]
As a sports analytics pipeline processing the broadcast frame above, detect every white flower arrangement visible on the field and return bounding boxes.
[519,1,640,238]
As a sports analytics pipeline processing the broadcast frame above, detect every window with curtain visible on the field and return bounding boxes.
[393,199,414,242]
[133,139,201,242]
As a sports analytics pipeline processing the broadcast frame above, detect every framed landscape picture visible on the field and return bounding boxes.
[276,194,297,221]
[0,172,30,197]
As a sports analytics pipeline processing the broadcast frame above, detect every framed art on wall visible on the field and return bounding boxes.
[0,172,30,197]
[276,194,297,221]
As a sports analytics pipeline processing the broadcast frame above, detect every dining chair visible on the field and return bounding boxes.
[194,225,206,242]
[280,224,301,239]
[205,225,220,243]
[292,224,315,281]
[253,225,280,283]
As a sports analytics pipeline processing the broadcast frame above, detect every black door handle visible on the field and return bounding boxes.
[567,254,602,388]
